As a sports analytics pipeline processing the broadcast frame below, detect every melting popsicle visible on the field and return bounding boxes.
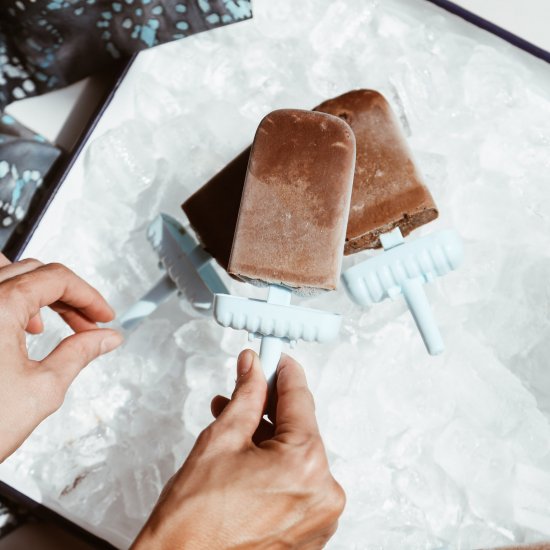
[214,108,356,380]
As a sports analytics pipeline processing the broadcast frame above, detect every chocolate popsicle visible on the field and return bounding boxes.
[228,109,356,291]
[213,109,355,382]
[183,148,250,270]
[315,89,438,252]
[182,89,437,266]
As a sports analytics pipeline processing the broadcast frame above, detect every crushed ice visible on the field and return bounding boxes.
[5,0,550,547]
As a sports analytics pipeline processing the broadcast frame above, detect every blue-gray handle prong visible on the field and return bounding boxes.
[118,274,177,332]
[401,276,444,355]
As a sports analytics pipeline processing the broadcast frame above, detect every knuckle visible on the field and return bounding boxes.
[0,281,11,302]
[303,387,316,411]
[72,338,95,362]
[311,481,346,525]
[195,422,242,455]
[43,262,69,276]
[302,439,327,476]
[277,426,312,448]
[195,424,221,449]
[286,436,326,476]
[211,419,247,449]
[6,276,32,301]
[328,481,347,517]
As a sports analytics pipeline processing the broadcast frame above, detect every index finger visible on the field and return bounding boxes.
[1,263,115,329]
[273,354,319,444]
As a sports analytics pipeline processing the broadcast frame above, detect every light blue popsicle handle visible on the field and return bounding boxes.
[259,285,292,392]
[401,276,444,355]
[118,274,177,331]
[260,335,284,396]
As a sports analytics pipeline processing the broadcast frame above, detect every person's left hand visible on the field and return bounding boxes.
[0,253,123,462]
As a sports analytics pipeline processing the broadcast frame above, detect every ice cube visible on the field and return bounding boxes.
[513,463,550,537]
[331,457,392,522]
[134,74,183,124]
[394,461,464,540]
[58,466,118,526]
[85,120,159,199]
[174,319,225,356]
[182,387,216,438]
[434,419,514,513]
[120,463,163,520]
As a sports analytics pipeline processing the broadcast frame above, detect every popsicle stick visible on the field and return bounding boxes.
[260,285,292,391]
[401,276,444,355]
[118,274,176,331]
[119,213,230,331]
[261,336,284,392]
[260,285,291,413]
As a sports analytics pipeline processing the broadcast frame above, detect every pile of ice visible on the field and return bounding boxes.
[5,0,550,548]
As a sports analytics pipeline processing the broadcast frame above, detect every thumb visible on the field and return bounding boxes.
[213,350,268,447]
[41,328,123,389]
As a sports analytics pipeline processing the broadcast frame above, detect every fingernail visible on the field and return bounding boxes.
[101,333,123,355]
[237,350,254,378]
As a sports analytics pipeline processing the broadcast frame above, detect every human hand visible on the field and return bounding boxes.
[0,253,123,461]
[132,350,345,550]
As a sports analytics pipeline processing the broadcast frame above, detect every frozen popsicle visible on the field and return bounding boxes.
[183,90,438,268]
[214,108,355,381]
[228,109,356,291]
[183,148,249,270]
[314,89,438,253]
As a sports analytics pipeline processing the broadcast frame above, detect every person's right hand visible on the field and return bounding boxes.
[132,351,345,550]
